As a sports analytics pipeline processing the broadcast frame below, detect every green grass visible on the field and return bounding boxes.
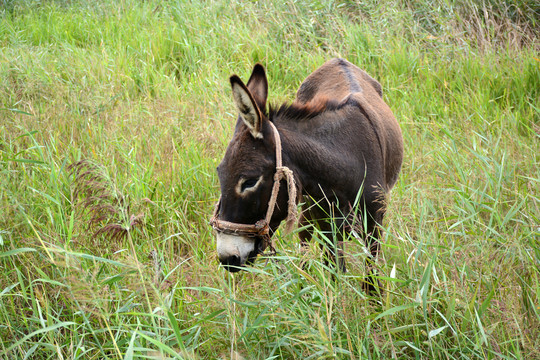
[1,0,539,358]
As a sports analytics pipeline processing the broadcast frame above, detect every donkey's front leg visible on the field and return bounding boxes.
[362,214,384,295]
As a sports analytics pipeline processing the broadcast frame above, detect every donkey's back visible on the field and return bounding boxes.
[296,58,382,104]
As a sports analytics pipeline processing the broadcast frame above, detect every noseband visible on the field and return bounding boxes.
[210,121,298,254]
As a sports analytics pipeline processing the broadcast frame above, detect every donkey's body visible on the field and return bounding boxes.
[213,59,403,288]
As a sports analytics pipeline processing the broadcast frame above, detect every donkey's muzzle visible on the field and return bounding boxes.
[216,232,257,271]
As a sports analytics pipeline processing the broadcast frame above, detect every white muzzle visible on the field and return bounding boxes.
[216,232,256,266]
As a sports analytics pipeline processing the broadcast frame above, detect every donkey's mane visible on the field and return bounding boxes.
[268,97,341,122]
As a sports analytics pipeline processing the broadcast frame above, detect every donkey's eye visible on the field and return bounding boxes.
[236,176,263,195]
[241,178,259,192]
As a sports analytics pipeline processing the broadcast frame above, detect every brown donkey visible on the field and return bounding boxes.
[211,58,403,290]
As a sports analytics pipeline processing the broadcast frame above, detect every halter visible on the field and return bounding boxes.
[210,121,298,254]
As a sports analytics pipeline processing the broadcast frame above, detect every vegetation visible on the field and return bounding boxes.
[1,0,538,358]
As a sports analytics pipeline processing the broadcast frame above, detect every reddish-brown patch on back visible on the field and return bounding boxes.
[292,95,333,114]
[269,95,341,123]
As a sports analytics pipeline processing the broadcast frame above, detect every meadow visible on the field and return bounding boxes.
[0,0,539,358]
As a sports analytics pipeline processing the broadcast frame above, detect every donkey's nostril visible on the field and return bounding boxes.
[229,254,241,266]
[221,254,242,272]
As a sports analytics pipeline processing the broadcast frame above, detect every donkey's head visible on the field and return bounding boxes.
[213,64,292,272]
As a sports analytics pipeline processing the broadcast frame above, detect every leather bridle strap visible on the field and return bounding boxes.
[210,121,298,253]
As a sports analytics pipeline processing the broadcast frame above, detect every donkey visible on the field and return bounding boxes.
[211,58,403,289]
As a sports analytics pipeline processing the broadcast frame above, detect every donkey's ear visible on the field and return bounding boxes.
[230,75,263,139]
[246,63,268,111]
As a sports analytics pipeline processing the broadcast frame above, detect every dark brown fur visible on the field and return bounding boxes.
[216,59,403,291]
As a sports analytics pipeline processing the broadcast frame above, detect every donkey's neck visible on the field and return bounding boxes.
[278,125,361,203]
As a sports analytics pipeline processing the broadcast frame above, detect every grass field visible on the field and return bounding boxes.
[1,0,539,358]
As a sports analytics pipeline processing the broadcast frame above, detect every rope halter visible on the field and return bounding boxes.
[210,121,298,254]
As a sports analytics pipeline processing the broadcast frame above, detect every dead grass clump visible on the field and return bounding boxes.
[68,159,147,245]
